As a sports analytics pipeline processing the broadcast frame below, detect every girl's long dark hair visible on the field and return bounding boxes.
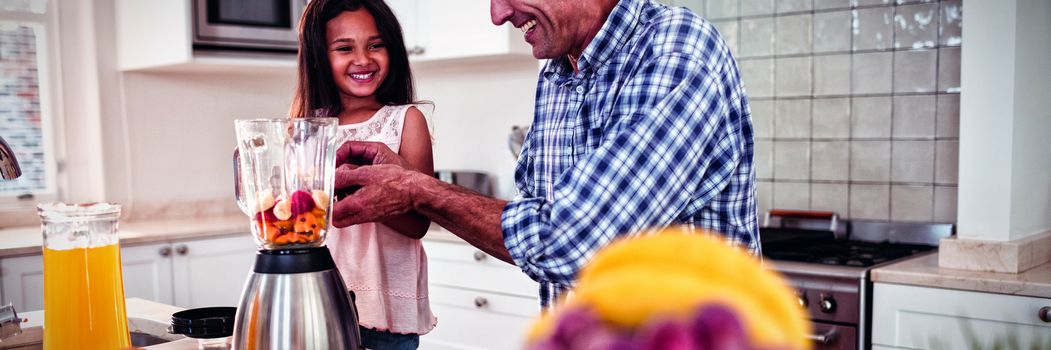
[290,0,415,118]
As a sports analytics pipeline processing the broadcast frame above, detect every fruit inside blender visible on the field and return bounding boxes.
[253,189,329,246]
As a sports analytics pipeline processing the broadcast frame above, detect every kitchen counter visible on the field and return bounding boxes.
[871,252,1051,298]
[0,216,247,257]
[0,297,197,349]
[0,216,468,258]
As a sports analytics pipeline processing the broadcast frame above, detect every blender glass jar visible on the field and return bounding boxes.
[234,118,338,250]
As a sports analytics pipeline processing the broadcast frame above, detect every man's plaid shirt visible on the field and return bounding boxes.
[500,0,759,307]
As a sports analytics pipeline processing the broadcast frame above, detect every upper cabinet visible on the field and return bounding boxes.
[115,0,298,73]
[116,0,532,73]
[388,0,532,62]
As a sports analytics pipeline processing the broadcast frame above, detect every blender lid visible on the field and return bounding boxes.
[169,307,236,339]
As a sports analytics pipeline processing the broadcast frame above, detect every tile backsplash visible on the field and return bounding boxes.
[665,0,962,223]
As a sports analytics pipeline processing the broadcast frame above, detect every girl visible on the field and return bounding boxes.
[290,0,436,348]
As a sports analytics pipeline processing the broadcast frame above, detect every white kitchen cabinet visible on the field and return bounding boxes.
[0,254,44,312]
[171,235,256,308]
[421,239,540,350]
[387,0,532,62]
[873,283,1051,350]
[115,0,296,73]
[0,234,255,312]
[121,242,176,305]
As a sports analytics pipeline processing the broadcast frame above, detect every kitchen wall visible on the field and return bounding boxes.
[113,59,539,217]
[414,59,540,199]
[4,0,966,226]
[0,0,534,224]
[668,0,963,223]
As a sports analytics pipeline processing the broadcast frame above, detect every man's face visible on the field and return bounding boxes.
[490,0,594,59]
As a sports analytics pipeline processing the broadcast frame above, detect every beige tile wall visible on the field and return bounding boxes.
[665,0,962,223]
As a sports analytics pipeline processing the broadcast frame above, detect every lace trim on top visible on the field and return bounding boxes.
[337,105,401,146]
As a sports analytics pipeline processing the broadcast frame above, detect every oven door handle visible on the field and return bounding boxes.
[807,329,837,344]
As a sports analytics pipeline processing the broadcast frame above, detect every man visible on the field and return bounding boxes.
[332,0,758,307]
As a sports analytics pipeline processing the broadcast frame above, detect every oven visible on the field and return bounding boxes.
[192,0,306,52]
[760,210,953,350]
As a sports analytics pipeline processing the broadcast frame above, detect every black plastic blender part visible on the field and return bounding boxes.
[169,307,236,339]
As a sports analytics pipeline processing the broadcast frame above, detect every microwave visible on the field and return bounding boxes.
[192,0,307,52]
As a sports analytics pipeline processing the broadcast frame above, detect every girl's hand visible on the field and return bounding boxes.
[335,140,411,170]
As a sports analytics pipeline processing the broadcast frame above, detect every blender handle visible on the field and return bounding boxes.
[233,148,252,216]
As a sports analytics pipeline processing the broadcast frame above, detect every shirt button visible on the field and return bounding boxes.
[575,86,586,94]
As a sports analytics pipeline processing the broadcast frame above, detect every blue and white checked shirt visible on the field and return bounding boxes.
[501,0,758,307]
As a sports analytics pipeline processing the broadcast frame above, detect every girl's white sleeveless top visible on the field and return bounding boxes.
[327,104,437,335]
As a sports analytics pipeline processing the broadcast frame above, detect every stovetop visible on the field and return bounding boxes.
[762,237,938,268]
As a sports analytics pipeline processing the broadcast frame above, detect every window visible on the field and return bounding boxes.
[0,0,58,207]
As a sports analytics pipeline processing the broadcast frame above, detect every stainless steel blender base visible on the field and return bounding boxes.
[232,249,360,349]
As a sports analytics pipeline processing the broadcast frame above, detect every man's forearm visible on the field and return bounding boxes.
[408,172,513,263]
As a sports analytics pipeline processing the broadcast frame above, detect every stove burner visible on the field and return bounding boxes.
[819,257,842,265]
[760,229,937,268]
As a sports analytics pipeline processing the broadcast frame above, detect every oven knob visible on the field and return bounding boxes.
[797,294,808,308]
[820,297,836,313]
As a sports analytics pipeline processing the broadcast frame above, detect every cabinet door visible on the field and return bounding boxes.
[0,254,44,312]
[417,0,517,60]
[171,235,256,308]
[873,283,1051,349]
[386,0,418,50]
[121,243,175,305]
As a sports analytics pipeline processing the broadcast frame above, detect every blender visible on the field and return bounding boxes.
[232,117,360,349]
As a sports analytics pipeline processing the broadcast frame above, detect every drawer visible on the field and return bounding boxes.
[425,241,539,298]
[423,285,539,350]
[430,284,539,318]
[424,240,520,270]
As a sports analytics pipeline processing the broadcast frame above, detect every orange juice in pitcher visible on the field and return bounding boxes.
[38,203,130,350]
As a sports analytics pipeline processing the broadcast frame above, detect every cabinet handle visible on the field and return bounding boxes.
[409,46,425,56]
[473,297,488,309]
[472,251,487,262]
[1040,306,1051,323]
[159,246,172,257]
[175,245,188,256]
[806,329,837,344]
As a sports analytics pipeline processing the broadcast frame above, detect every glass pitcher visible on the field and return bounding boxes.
[234,118,338,250]
[38,202,130,350]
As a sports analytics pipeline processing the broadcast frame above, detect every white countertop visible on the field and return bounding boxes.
[871,252,1051,298]
[0,216,254,257]
[0,217,469,258]
[0,298,196,349]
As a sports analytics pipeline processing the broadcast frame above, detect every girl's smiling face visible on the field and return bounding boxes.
[327,9,389,101]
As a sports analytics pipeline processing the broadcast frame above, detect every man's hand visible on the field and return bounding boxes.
[331,141,419,228]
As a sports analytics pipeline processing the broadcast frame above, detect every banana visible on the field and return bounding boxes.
[273,197,292,220]
[255,189,275,213]
[312,190,330,211]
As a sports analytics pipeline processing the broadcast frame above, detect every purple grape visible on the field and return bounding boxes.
[550,307,602,344]
[635,318,698,350]
[567,328,632,350]
[525,337,567,350]
[690,304,751,350]
[542,307,633,350]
